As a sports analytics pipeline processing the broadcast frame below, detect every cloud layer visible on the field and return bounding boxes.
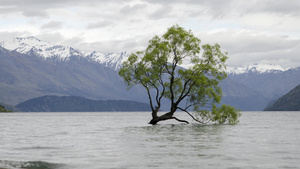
[1,0,300,67]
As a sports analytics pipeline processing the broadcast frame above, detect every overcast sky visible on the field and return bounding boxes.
[1,0,300,68]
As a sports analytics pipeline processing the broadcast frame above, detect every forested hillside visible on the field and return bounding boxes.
[264,84,300,111]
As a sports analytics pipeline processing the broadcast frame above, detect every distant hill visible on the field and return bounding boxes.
[16,95,150,112]
[264,84,300,111]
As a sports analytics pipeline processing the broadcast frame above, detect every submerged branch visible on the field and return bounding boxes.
[171,117,189,124]
[178,107,205,124]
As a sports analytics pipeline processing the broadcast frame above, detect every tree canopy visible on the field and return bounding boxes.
[119,25,240,125]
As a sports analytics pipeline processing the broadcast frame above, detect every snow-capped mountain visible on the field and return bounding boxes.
[226,64,289,75]
[1,36,296,73]
[0,36,128,70]
[1,36,300,111]
[87,51,128,70]
[0,36,81,61]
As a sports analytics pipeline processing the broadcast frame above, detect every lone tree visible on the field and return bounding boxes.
[119,25,240,125]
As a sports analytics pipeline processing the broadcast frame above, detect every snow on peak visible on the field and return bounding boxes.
[3,37,291,73]
[247,64,286,72]
[226,64,288,74]
[0,36,47,53]
[0,36,80,60]
[87,51,129,70]
[0,36,128,69]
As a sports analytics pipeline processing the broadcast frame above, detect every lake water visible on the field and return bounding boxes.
[0,111,300,169]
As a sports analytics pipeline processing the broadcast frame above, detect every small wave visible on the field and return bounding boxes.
[0,160,64,169]
[13,146,59,150]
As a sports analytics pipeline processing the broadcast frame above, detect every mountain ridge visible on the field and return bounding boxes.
[1,36,300,111]
[0,45,147,105]
[0,36,128,70]
[1,36,298,72]
[226,64,291,75]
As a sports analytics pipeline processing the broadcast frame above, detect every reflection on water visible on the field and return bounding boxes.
[0,112,300,169]
[121,124,230,169]
[126,124,224,147]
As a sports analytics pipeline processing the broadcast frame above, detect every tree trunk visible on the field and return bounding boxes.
[149,111,189,125]
[149,112,173,125]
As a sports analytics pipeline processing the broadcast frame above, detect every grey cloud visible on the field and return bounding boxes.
[1,0,299,68]
[199,30,300,67]
[37,33,85,49]
[120,3,148,14]
[150,5,173,20]
[141,0,235,18]
[254,0,300,16]
[0,0,85,7]
[75,35,151,53]
[78,40,133,53]
[22,9,49,18]
[141,0,300,19]
[199,30,299,54]
[227,35,298,54]
[0,0,65,17]
[0,0,130,18]
[41,21,63,29]
[72,41,116,53]
[2,0,299,19]
[62,37,85,47]
[0,7,16,15]
[86,21,114,29]
[36,32,65,44]
[0,31,32,42]
[140,0,205,4]
[228,48,300,68]
[0,7,48,18]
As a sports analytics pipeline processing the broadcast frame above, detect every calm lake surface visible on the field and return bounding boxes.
[0,111,300,169]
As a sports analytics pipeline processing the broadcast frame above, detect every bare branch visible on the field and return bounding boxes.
[170,46,180,106]
[164,64,171,75]
[175,80,196,106]
[183,102,198,111]
[158,72,165,105]
[143,72,161,105]
[143,84,154,112]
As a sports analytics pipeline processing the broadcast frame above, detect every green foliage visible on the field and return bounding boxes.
[119,25,241,124]
[192,105,241,125]
[0,104,10,112]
